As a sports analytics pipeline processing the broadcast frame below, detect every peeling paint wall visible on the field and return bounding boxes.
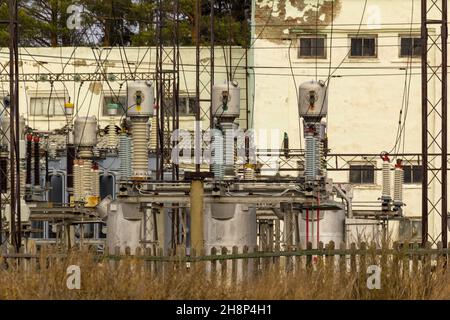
[255,0,342,42]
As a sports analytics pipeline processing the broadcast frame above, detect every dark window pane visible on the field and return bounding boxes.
[299,37,325,58]
[403,165,412,184]
[300,38,312,57]
[363,38,376,56]
[362,165,375,183]
[413,38,422,56]
[351,38,363,56]
[412,165,422,183]
[401,38,412,56]
[400,37,421,57]
[350,165,362,183]
[179,97,188,115]
[350,165,374,184]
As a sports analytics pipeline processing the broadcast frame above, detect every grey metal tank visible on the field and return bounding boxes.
[298,209,345,248]
[106,201,142,255]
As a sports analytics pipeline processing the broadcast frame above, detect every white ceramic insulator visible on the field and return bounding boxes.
[48,142,57,159]
[73,161,81,202]
[82,160,92,199]
[20,162,26,197]
[223,122,235,177]
[119,133,132,180]
[132,120,149,177]
[91,168,100,197]
[107,119,118,149]
[244,167,255,180]
[212,131,224,180]
[305,134,318,180]
[394,167,403,204]
[149,116,158,150]
[382,161,391,199]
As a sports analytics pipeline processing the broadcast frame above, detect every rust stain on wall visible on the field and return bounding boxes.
[255,0,342,43]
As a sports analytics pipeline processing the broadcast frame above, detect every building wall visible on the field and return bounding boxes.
[0,46,248,132]
[252,0,448,241]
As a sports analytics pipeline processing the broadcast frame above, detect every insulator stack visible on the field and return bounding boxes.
[305,133,319,180]
[244,164,255,180]
[149,115,158,150]
[131,120,149,178]
[0,153,7,193]
[381,154,391,201]
[73,160,81,202]
[119,133,132,180]
[48,141,57,159]
[223,122,235,177]
[87,162,100,207]
[25,134,32,188]
[66,144,75,192]
[107,123,118,149]
[82,159,92,201]
[212,130,224,180]
[33,135,40,187]
[394,160,404,206]
[20,162,26,197]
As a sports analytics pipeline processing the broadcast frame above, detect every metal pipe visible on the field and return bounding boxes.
[333,185,353,218]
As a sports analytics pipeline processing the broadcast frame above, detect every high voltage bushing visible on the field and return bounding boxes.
[25,134,32,188]
[66,144,75,192]
[127,81,154,178]
[33,135,40,187]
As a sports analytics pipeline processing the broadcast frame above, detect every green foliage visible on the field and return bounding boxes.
[0,0,250,47]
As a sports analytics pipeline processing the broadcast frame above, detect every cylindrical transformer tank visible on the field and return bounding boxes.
[74,116,98,147]
[298,80,328,119]
[212,81,240,119]
[127,81,154,117]
[298,210,345,249]
[204,203,257,251]
[106,202,142,255]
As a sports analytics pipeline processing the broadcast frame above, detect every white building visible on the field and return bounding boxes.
[251,0,448,242]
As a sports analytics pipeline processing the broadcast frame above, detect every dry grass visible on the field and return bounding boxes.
[0,249,449,300]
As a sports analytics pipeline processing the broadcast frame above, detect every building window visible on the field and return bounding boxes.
[102,95,126,116]
[400,36,421,57]
[30,97,66,117]
[165,96,196,116]
[350,36,377,57]
[349,165,375,184]
[298,36,326,58]
[403,165,422,184]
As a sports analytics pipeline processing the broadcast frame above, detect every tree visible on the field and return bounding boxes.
[0,0,251,47]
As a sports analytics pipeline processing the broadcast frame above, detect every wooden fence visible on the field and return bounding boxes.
[1,241,450,281]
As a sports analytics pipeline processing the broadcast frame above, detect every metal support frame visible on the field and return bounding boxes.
[155,0,180,181]
[6,0,21,252]
[421,0,448,247]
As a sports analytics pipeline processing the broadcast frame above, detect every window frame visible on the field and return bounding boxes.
[399,35,422,58]
[349,163,376,185]
[349,34,378,58]
[402,164,423,184]
[297,35,327,59]
[29,96,67,117]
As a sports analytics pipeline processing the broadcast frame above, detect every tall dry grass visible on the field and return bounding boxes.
[0,249,449,300]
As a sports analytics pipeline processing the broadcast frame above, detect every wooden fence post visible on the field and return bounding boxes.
[242,246,249,283]
[306,242,313,270]
[231,246,238,286]
[339,242,346,283]
[221,247,228,284]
